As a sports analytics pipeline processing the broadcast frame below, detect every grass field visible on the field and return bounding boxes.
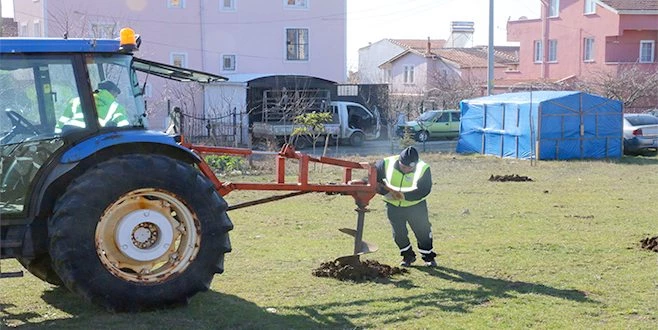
[2,152,657,329]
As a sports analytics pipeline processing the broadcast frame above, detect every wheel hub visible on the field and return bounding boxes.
[115,210,174,262]
[132,222,159,249]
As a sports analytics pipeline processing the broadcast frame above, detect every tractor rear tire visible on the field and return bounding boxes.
[18,254,63,286]
[48,154,233,312]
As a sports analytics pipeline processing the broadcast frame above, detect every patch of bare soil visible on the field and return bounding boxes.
[640,236,658,252]
[312,258,408,282]
[489,174,533,182]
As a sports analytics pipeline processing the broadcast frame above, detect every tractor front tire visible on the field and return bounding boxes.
[48,154,233,312]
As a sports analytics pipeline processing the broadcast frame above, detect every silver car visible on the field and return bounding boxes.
[623,114,658,155]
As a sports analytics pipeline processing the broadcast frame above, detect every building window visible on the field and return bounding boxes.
[584,0,596,14]
[20,23,28,37]
[222,54,236,71]
[220,0,236,11]
[168,0,185,8]
[170,53,188,67]
[640,40,655,63]
[548,39,557,62]
[33,20,41,37]
[583,38,594,62]
[404,66,414,84]
[549,0,559,17]
[534,40,543,63]
[91,23,116,38]
[284,0,308,9]
[286,28,309,61]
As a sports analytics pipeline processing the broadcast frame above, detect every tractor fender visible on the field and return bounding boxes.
[60,130,200,163]
[29,130,200,221]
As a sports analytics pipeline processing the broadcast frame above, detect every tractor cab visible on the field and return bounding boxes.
[1,29,225,216]
[1,36,144,216]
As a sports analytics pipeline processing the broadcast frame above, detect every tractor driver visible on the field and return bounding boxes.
[57,80,129,130]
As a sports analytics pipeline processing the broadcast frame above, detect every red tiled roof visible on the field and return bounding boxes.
[389,39,446,53]
[599,0,658,11]
[436,47,519,68]
[384,39,519,68]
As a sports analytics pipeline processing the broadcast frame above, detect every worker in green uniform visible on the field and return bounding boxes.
[375,146,437,267]
[57,80,129,129]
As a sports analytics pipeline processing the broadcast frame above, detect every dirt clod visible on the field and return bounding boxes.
[640,236,658,252]
[312,258,408,281]
[489,174,533,182]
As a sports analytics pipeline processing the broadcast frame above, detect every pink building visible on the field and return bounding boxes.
[505,0,658,83]
[12,0,347,130]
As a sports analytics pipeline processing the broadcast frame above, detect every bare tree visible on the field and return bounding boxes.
[584,64,658,110]
[46,6,120,38]
[425,71,482,110]
[159,82,205,139]
[256,82,331,146]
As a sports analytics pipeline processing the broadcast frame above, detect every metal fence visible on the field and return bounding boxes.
[169,107,248,147]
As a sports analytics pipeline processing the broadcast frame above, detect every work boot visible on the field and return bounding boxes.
[424,259,437,267]
[400,255,416,267]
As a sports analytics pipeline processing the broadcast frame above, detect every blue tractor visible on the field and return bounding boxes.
[0,29,233,312]
[1,28,382,313]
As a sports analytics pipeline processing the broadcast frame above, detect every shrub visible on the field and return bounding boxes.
[204,155,246,173]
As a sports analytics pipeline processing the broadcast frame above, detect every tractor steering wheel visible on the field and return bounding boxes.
[1,110,41,144]
[6,110,40,135]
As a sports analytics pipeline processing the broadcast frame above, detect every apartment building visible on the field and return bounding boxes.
[12,0,347,130]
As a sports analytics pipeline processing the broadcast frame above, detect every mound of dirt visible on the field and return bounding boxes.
[312,258,408,281]
[489,174,533,182]
[640,236,658,252]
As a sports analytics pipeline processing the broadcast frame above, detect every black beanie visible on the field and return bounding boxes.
[399,146,418,166]
[98,81,121,95]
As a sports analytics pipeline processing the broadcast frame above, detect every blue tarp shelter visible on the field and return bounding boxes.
[456,91,623,160]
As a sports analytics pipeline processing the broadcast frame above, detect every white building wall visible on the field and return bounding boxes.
[357,39,405,84]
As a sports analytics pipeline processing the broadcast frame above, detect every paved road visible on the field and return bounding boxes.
[303,139,458,157]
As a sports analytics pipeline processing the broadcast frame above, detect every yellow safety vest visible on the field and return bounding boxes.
[382,155,429,207]
[57,89,129,129]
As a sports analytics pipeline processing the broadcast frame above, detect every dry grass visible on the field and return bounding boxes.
[2,152,657,329]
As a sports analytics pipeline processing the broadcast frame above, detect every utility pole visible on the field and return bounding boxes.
[487,0,494,95]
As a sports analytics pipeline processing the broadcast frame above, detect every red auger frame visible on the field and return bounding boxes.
[181,140,379,262]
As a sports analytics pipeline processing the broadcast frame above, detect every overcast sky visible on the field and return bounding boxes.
[346,0,541,70]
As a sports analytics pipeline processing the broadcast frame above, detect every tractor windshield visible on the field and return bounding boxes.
[0,54,146,146]
[86,54,147,129]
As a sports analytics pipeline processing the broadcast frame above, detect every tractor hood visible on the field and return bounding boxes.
[132,58,228,83]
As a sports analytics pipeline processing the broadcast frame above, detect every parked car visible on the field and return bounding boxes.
[623,114,658,155]
[396,109,460,142]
